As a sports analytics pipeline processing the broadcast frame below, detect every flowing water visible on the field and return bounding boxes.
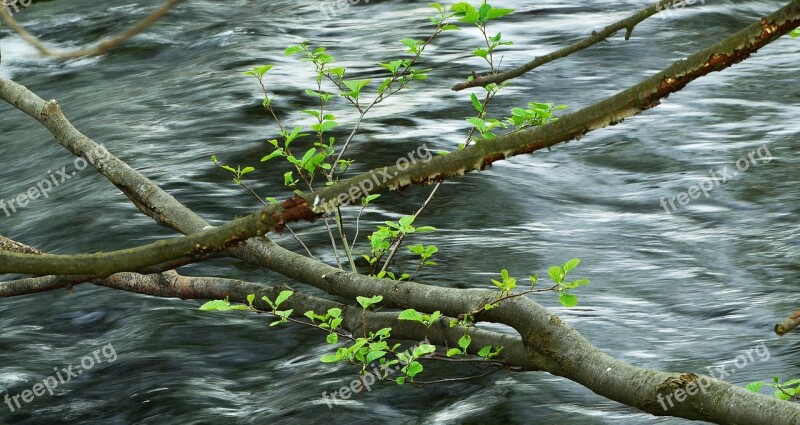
[1,0,799,423]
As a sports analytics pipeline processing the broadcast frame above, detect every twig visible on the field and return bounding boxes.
[0,0,187,59]
[452,0,688,91]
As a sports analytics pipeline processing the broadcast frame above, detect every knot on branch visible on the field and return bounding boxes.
[272,195,315,233]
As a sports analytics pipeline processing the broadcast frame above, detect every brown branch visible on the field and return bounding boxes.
[0,0,187,59]
[0,235,226,297]
[453,0,700,91]
[775,309,800,335]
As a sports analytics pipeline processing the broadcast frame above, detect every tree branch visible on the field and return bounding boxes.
[0,0,187,58]
[452,0,691,91]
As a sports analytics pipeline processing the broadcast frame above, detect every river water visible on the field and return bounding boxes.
[1,0,799,423]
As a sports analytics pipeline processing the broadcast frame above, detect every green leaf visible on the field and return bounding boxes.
[413,344,437,357]
[487,8,514,20]
[398,215,415,228]
[470,93,483,113]
[285,45,304,55]
[312,120,338,133]
[261,150,283,162]
[559,292,578,307]
[326,333,338,344]
[478,346,492,358]
[300,148,316,169]
[246,294,255,306]
[328,67,346,77]
[563,258,580,274]
[406,361,423,378]
[261,296,276,310]
[366,351,386,364]
[342,79,371,100]
[458,334,471,351]
[400,38,419,53]
[446,348,462,357]
[357,295,383,309]
[467,117,487,131]
[302,109,321,119]
[283,171,296,186]
[398,309,425,322]
[472,48,489,59]
[396,376,406,385]
[378,78,393,95]
[451,2,479,23]
[321,354,342,363]
[275,290,293,307]
[548,266,564,284]
[415,226,436,233]
[745,381,764,393]
[199,299,248,311]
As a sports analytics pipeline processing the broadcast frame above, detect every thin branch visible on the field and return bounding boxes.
[380,181,440,275]
[0,0,187,59]
[452,0,692,91]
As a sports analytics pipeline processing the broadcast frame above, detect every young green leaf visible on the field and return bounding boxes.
[398,309,425,322]
[563,258,580,274]
[745,382,764,393]
[559,292,578,307]
[458,334,471,351]
[275,290,293,307]
[446,348,462,357]
[357,295,383,309]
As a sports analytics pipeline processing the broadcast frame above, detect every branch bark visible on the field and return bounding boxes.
[775,309,800,336]
[452,0,687,91]
[0,0,187,58]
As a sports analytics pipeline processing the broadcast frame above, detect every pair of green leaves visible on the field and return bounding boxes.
[548,259,590,307]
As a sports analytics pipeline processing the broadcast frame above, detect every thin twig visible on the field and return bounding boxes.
[0,0,187,59]
[452,0,688,91]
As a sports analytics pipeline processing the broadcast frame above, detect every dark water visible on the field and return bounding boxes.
[1,0,799,423]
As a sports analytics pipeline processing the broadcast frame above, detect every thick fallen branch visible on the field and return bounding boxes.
[0,0,187,58]
[1,0,799,277]
[0,235,226,297]
[452,0,689,91]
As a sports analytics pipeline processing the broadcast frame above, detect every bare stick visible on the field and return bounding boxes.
[0,0,187,59]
